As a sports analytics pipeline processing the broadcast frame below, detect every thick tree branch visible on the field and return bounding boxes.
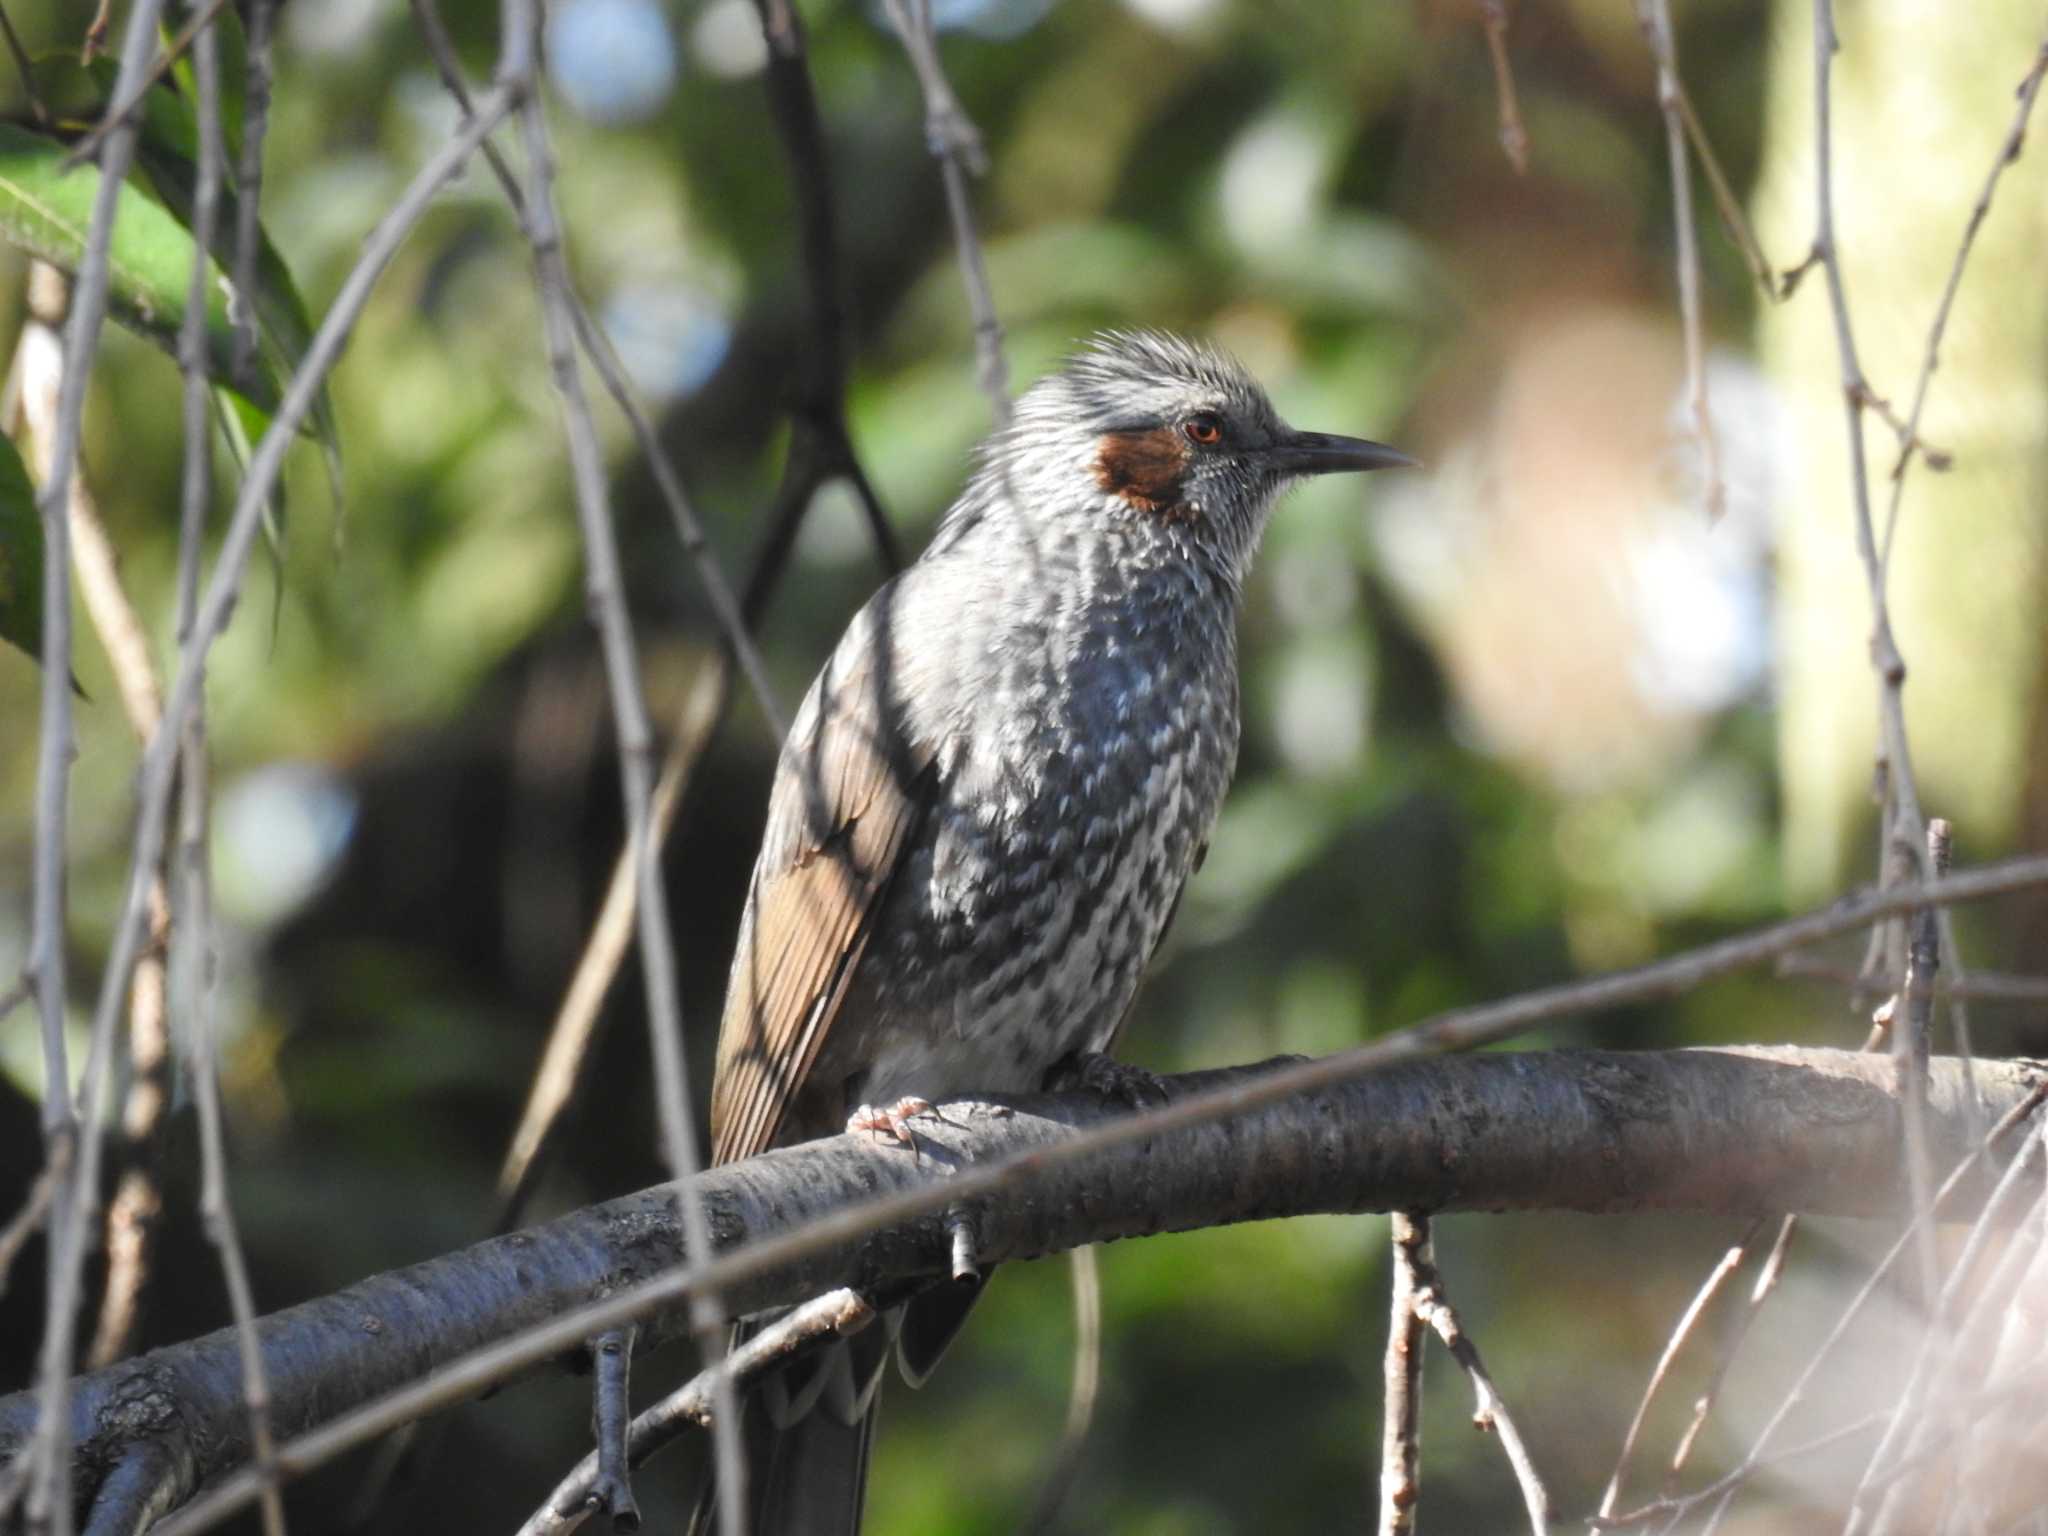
[0,1047,2037,1529]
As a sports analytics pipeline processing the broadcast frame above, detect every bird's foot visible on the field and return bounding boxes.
[846,1096,938,1155]
[1046,1052,1171,1111]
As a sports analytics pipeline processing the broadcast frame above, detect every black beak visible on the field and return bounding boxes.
[1259,429,1417,476]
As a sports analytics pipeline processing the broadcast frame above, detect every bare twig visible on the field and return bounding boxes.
[0,1148,66,1297]
[1692,1078,2048,1535]
[8,260,178,1374]
[26,4,171,1526]
[1922,819,1975,1071]
[1671,86,1779,300]
[1377,1213,1429,1536]
[1592,1411,1891,1529]
[58,0,240,172]
[748,0,902,569]
[0,4,45,125]
[1021,1245,1103,1534]
[173,19,286,1534]
[1638,0,1723,519]
[508,25,741,1532]
[1598,1221,1757,1519]
[1802,0,1952,1340]
[1662,1215,1796,1492]
[1804,0,1929,870]
[180,725,286,1536]
[1395,1214,1549,1534]
[587,1327,640,1530]
[1778,955,2048,1004]
[1894,819,1946,1306]
[1479,1,1529,174]
[519,1291,876,1536]
[878,0,1010,426]
[1880,36,2048,516]
[1839,1128,2047,1536]
[230,0,275,383]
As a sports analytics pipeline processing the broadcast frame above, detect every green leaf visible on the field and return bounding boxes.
[117,81,344,498]
[0,119,280,413]
[49,56,342,489]
[214,382,290,546]
[0,433,46,665]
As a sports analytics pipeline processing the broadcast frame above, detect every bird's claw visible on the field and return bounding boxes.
[1048,1052,1171,1111]
[847,1097,939,1157]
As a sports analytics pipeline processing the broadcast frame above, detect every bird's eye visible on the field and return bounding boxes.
[1182,412,1223,446]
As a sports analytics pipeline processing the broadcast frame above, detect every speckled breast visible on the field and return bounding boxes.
[831,549,1240,1112]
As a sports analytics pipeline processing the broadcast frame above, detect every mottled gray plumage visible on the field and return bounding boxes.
[701,331,1409,1534]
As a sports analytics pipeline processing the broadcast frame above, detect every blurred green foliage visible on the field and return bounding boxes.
[1,0,2043,1530]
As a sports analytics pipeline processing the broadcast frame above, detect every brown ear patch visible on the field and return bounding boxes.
[1095,428,1193,518]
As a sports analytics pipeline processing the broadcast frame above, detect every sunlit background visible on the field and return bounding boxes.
[3,0,2046,1529]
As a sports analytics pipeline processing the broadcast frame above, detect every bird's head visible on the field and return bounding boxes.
[978,330,1412,585]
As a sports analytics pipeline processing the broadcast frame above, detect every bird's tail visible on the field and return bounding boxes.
[691,1276,985,1534]
[690,1324,888,1536]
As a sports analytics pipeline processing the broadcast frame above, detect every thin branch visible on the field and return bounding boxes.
[508,33,742,1536]
[747,0,902,570]
[1803,0,1951,1353]
[25,3,171,1528]
[586,1327,639,1530]
[1804,0,1929,863]
[1479,1,1529,175]
[1691,1079,2048,1535]
[229,0,275,383]
[1880,35,2048,521]
[1894,817,1946,1307]
[1865,34,2048,1084]
[57,0,239,172]
[180,721,285,1536]
[170,17,285,1533]
[0,1145,66,1297]
[1923,818,1974,1072]
[1593,1411,1891,1529]
[1598,1221,1756,1519]
[0,3,45,125]
[1377,1213,1429,1536]
[1671,85,1779,301]
[1021,1245,1103,1534]
[1638,0,1723,519]
[7,260,178,1373]
[878,0,1011,426]
[1396,1214,1550,1534]
[1778,955,2048,1004]
[1839,1128,2047,1536]
[1662,1214,1796,1492]
[519,1291,876,1536]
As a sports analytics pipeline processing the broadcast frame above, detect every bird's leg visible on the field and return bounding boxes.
[846,1096,938,1153]
[1044,1051,1171,1110]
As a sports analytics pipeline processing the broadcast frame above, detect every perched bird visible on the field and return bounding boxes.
[702,330,1410,1533]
